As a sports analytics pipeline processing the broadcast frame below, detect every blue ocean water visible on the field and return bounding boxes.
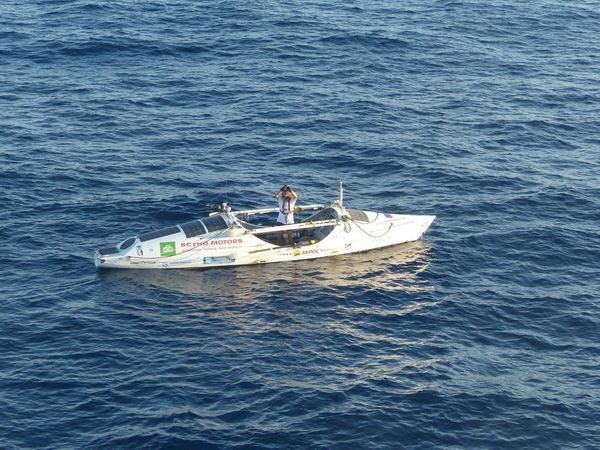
[1,0,599,448]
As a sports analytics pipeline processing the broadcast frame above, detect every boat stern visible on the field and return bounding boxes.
[420,215,436,234]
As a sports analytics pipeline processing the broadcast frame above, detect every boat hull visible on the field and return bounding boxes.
[94,210,435,269]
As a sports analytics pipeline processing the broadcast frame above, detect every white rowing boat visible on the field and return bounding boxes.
[94,185,435,269]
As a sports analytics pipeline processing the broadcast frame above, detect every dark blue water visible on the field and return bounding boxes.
[2,0,599,448]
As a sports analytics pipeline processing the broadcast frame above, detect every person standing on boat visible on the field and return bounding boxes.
[275,184,298,245]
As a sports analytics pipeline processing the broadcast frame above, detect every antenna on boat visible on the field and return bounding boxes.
[339,180,344,207]
[219,179,230,214]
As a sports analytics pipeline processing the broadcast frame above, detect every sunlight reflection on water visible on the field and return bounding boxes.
[98,240,435,300]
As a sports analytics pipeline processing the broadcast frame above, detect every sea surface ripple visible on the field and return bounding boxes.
[1,0,599,448]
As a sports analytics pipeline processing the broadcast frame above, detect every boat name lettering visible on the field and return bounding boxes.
[302,249,320,255]
[181,238,243,248]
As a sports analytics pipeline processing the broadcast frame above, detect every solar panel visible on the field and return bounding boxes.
[180,220,207,238]
[202,215,228,233]
[139,226,181,242]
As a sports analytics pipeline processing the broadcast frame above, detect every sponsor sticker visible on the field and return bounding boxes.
[204,256,235,265]
[160,242,177,257]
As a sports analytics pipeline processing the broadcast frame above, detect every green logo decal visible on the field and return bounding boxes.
[160,242,176,257]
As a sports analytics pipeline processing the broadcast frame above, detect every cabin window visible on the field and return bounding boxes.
[119,237,137,251]
[347,209,370,223]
